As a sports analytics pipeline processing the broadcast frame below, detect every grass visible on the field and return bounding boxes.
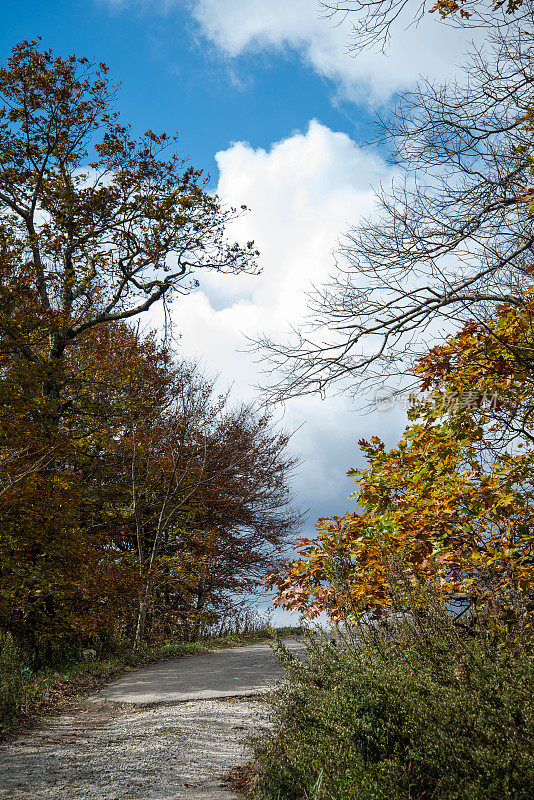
[0,624,303,740]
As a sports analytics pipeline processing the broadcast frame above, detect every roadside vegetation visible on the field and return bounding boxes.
[250,1,534,798]
[251,621,533,800]
[0,40,300,737]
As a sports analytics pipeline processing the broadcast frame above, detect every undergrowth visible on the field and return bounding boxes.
[251,621,534,800]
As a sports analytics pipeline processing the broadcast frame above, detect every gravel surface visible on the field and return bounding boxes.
[0,639,304,798]
[0,697,265,800]
[91,639,305,704]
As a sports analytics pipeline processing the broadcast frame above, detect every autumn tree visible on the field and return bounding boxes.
[268,297,534,623]
[163,402,301,639]
[122,376,301,644]
[0,39,265,660]
[0,39,257,408]
[0,321,169,659]
[0,306,302,654]
[264,0,534,625]
[125,366,217,646]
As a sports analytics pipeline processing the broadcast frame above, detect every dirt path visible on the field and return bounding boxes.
[0,640,304,799]
[91,640,304,704]
[0,697,262,799]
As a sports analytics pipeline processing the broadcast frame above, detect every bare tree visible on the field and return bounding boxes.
[258,9,534,402]
[319,0,526,53]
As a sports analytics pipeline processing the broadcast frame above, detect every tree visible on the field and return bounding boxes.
[267,298,534,622]
[320,0,528,53]
[125,379,301,644]
[126,365,216,646]
[0,288,300,656]
[0,40,307,661]
[269,423,534,622]
[0,39,257,405]
[0,320,172,658]
[0,39,262,659]
[169,402,301,638]
[259,5,534,403]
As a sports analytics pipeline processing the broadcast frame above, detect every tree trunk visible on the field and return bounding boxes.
[134,579,153,649]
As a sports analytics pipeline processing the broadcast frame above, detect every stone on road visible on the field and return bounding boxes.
[91,639,305,705]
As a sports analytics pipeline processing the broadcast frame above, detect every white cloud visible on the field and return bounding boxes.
[144,119,411,624]
[188,0,478,102]
[167,119,386,393]
[197,119,385,321]
[103,0,483,101]
[152,120,407,528]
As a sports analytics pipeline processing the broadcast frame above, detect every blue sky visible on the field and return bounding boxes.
[1,0,372,181]
[1,0,479,622]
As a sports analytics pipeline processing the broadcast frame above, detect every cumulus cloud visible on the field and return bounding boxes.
[194,119,385,321]
[153,121,407,524]
[188,0,477,102]
[167,120,385,392]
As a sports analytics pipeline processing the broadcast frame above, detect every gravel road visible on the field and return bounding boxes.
[91,639,305,704]
[0,697,263,800]
[0,639,305,800]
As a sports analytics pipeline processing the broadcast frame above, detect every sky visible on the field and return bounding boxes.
[1,0,479,623]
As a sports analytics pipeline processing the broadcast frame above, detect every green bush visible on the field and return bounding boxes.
[252,626,534,800]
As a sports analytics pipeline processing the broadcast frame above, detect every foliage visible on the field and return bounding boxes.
[0,40,299,664]
[415,290,534,447]
[430,0,525,20]
[251,625,534,800]
[0,317,299,657]
[124,367,300,646]
[0,39,257,366]
[268,297,534,622]
[256,6,534,797]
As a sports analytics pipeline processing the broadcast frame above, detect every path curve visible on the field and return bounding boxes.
[91,638,305,705]
[0,638,305,800]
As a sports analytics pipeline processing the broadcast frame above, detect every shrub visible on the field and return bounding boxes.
[251,623,534,800]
